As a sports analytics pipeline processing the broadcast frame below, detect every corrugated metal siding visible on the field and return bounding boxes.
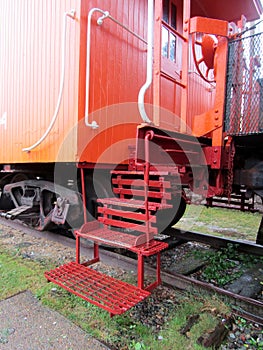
[88,0,148,115]
[78,0,149,164]
[0,0,81,163]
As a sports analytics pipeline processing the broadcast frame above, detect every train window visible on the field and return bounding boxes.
[162,0,177,29]
[163,0,169,23]
[169,32,176,61]
[162,0,177,63]
[162,27,169,58]
[171,4,177,30]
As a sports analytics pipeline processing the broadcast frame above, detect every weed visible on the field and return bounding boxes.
[248,336,263,349]
[194,243,263,287]
[129,340,150,350]
[231,317,263,350]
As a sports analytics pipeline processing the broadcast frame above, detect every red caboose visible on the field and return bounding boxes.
[1,0,263,316]
[0,0,263,242]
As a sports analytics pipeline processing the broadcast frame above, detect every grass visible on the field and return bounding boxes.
[0,250,46,299]
[174,205,261,242]
[1,205,260,348]
[0,246,231,350]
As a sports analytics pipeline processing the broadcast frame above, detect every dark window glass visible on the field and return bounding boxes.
[163,0,169,23]
[171,4,177,29]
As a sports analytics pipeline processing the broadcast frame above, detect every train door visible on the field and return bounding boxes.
[161,0,183,79]
[153,0,186,130]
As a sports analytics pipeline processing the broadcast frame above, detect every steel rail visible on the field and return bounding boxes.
[166,227,263,256]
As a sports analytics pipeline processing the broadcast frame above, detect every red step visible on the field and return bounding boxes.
[97,197,172,210]
[111,170,171,176]
[130,239,168,256]
[45,262,150,316]
[76,223,154,248]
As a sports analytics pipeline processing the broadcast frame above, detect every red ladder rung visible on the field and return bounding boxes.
[112,178,171,188]
[97,206,157,223]
[112,188,171,199]
[97,197,172,210]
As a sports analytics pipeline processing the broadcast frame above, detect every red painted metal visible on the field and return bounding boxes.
[112,178,171,189]
[112,177,171,199]
[98,197,172,210]
[136,126,208,167]
[191,0,262,22]
[45,262,150,316]
[129,239,169,256]
[131,240,168,291]
[98,206,156,224]
[144,132,152,247]
[137,254,145,290]
[76,222,155,248]
[0,0,262,169]
[76,234,100,265]
[112,187,171,200]
[80,167,87,224]
[77,0,149,165]
[74,221,168,291]
[0,0,81,163]
[47,133,173,314]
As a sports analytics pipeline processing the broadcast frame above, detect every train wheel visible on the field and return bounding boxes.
[169,195,186,226]
[155,193,186,233]
[0,193,14,210]
[85,172,114,221]
[10,173,29,183]
[0,172,29,210]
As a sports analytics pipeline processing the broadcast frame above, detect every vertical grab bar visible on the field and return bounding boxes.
[85,5,152,128]
[138,0,154,124]
[144,131,154,246]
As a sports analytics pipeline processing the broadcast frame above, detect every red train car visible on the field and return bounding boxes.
[0,0,263,244]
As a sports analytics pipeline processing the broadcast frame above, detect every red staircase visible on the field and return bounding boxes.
[45,135,174,316]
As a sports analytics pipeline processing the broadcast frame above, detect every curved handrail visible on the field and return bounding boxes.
[22,10,76,152]
[85,8,147,128]
[138,0,154,124]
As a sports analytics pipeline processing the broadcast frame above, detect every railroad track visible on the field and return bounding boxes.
[0,218,262,324]
[167,227,263,256]
[99,240,263,324]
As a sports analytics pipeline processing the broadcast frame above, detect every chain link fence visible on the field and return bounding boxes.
[224,31,263,135]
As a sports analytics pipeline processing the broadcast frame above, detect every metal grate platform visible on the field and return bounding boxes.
[130,240,169,256]
[45,262,150,316]
[76,225,153,248]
